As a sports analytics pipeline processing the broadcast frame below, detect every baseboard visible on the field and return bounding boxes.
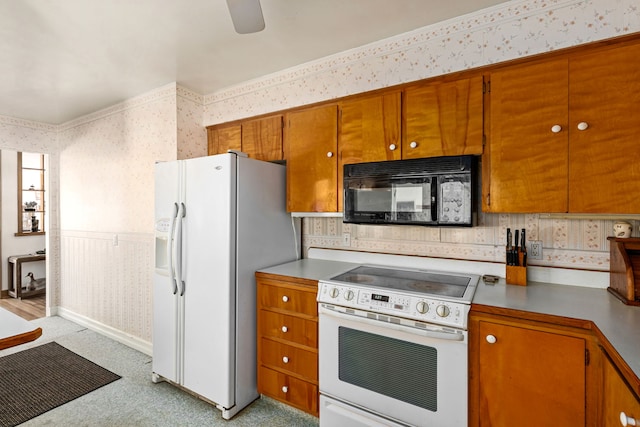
[0,290,8,298]
[55,307,152,356]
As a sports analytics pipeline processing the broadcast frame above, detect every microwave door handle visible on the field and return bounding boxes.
[431,178,438,222]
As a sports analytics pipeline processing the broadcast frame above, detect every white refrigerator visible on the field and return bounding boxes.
[152,152,298,419]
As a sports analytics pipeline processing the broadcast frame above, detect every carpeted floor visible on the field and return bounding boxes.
[0,316,319,426]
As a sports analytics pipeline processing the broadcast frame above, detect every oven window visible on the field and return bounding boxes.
[338,326,437,412]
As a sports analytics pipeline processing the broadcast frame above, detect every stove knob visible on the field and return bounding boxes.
[416,301,429,314]
[436,305,450,318]
[329,288,339,298]
[344,290,354,301]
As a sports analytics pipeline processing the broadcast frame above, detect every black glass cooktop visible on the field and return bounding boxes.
[329,265,472,298]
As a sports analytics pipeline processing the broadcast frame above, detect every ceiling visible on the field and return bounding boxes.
[0,0,508,125]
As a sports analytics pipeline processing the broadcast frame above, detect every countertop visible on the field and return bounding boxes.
[258,258,640,388]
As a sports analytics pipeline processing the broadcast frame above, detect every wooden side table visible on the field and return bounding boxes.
[7,254,46,299]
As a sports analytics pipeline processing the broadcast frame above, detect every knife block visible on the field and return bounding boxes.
[506,265,527,286]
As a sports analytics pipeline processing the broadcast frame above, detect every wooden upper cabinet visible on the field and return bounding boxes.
[486,40,640,213]
[284,104,338,212]
[207,124,241,155]
[241,115,283,161]
[207,115,283,161]
[403,75,484,159]
[485,58,570,213]
[568,42,640,213]
[338,92,401,212]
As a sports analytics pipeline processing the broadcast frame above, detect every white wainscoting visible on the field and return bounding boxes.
[59,230,153,349]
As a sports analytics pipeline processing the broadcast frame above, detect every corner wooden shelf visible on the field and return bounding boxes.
[608,237,640,306]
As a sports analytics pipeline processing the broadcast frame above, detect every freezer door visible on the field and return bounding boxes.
[181,154,236,406]
[152,160,182,384]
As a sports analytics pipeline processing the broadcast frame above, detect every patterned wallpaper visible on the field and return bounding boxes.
[176,86,207,160]
[203,0,640,125]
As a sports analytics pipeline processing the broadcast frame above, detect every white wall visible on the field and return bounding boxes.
[0,150,46,291]
[0,116,58,309]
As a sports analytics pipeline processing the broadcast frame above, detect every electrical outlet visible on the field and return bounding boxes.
[529,240,543,260]
[343,233,351,247]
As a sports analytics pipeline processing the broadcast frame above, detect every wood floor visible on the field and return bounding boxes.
[0,294,45,321]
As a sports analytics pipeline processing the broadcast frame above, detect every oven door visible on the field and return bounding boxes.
[319,304,468,427]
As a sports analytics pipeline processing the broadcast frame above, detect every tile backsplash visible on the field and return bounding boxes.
[303,214,633,272]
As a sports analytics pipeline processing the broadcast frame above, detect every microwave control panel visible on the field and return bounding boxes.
[439,177,472,225]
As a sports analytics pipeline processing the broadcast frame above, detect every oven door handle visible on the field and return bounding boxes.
[319,305,465,342]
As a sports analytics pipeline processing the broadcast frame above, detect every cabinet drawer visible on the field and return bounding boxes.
[260,338,318,381]
[259,310,318,348]
[258,284,317,317]
[258,365,318,416]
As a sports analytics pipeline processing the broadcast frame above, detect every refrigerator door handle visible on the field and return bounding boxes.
[176,202,186,296]
[170,202,180,295]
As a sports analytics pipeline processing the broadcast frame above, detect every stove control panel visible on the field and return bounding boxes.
[317,281,469,329]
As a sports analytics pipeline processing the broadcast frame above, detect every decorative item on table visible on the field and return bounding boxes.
[31,217,39,232]
[25,272,45,291]
[23,201,39,232]
[613,221,632,238]
[505,227,527,286]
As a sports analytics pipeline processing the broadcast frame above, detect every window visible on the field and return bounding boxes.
[17,152,45,235]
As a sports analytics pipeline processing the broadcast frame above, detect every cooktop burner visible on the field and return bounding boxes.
[329,265,474,299]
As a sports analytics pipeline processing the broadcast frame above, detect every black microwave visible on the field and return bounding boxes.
[343,155,477,226]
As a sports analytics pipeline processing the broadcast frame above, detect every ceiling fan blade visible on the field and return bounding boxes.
[226,0,265,34]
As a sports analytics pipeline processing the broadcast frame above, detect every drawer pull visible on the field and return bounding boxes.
[486,334,497,344]
[282,295,289,302]
[281,386,288,393]
[281,326,288,333]
[282,356,289,364]
[620,412,637,426]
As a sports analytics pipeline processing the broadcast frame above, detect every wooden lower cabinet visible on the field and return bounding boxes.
[258,366,319,415]
[469,312,601,427]
[602,351,640,427]
[256,272,319,416]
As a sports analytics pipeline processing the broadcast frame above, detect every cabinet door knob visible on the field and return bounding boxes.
[281,325,288,333]
[326,151,334,158]
[281,386,288,393]
[486,334,497,344]
[282,356,289,364]
[389,144,397,151]
[409,141,418,149]
[577,121,589,131]
[282,295,289,302]
[620,411,637,426]
[551,124,562,133]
